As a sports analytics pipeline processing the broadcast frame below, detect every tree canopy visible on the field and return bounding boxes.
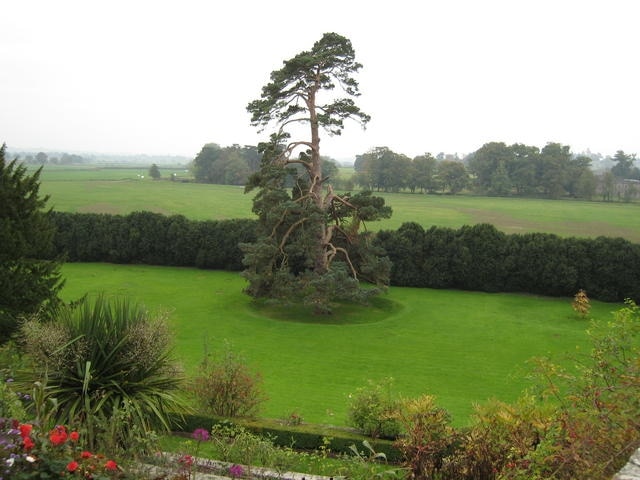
[242,33,391,313]
[0,143,64,341]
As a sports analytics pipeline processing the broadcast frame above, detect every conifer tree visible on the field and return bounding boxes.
[0,143,64,341]
[242,33,391,313]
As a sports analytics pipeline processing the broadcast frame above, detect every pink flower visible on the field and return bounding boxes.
[229,464,244,478]
[192,427,210,442]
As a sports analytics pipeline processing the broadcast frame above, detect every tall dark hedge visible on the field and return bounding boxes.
[374,222,640,302]
[50,211,256,271]
[49,213,640,303]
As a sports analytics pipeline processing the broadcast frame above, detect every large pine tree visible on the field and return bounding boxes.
[242,33,391,313]
[0,143,64,341]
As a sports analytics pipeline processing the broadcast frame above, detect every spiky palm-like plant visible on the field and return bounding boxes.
[21,295,188,452]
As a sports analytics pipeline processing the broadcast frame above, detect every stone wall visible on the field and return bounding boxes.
[614,448,640,480]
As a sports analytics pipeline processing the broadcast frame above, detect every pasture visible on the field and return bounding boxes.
[60,262,616,427]
[38,165,640,242]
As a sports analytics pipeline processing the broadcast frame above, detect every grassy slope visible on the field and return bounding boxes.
[60,263,615,427]
[38,166,640,241]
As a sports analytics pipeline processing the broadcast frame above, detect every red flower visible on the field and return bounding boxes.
[49,425,68,446]
[67,460,79,472]
[23,436,35,451]
[19,423,33,439]
[70,430,80,442]
[104,460,118,471]
[81,450,93,459]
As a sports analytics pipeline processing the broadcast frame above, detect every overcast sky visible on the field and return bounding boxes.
[1,0,638,161]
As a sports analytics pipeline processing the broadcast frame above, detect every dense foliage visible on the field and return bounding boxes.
[0,143,64,342]
[50,211,255,270]
[375,222,640,302]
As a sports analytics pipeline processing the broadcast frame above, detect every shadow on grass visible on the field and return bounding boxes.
[248,295,403,325]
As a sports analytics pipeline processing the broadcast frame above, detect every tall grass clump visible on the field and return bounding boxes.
[19,294,188,453]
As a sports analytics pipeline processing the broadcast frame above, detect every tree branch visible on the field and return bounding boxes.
[279,218,308,253]
[326,244,358,279]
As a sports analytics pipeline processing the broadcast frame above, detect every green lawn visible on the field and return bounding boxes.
[37,165,640,241]
[60,263,616,427]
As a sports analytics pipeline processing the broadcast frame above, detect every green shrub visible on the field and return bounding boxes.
[19,294,187,454]
[394,395,455,479]
[452,395,554,479]
[347,378,402,439]
[190,343,266,418]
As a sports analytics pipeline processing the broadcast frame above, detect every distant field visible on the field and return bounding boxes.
[37,165,640,242]
[60,263,616,426]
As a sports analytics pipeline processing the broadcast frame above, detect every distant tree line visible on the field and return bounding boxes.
[190,142,343,187]
[353,143,639,200]
[14,151,87,165]
[49,212,640,303]
[189,141,638,201]
[354,147,468,194]
[375,222,640,302]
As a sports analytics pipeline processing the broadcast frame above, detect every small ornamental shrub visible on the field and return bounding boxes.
[571,289,591,318]
[0,418,122,479]
[347,378,402,439]
[394,395,455,479]
[190,344,266,418]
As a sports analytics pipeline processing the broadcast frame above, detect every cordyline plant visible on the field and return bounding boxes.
[242,32,392,314]
[18,295,188,453]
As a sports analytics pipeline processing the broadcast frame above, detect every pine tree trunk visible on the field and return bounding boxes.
[308,88,329,275]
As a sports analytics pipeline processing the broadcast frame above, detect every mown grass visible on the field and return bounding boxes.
[38,165,640,241]
[60,263,617,427]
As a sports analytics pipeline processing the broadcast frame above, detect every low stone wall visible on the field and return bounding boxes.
[614,448,640,480]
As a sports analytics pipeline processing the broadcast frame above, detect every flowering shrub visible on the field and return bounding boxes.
[0,418,122,479]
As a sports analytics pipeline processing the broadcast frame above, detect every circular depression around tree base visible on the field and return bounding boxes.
[248,295,402,325]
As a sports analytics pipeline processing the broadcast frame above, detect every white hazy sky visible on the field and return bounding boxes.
[1,0,638,161]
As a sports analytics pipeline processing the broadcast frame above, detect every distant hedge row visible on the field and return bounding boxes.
[50,211,256,271]
[374,222,640,302]
[50,212,640,302]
